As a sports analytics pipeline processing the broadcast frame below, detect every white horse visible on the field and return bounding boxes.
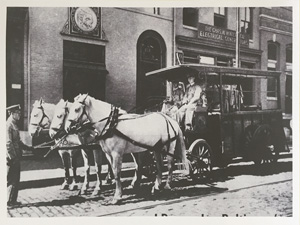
[28,99,112,195]
[49,99,113,195]
[28,99,80,190]
[65,94,189,204]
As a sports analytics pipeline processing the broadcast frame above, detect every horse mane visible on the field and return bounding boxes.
[81,95,127,115]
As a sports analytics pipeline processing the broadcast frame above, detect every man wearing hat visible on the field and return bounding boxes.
[177,73,202,131]
[6,104,32,207]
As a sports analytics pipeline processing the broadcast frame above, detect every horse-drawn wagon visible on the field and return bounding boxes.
[27,64,289,205]
[146,64,289,177]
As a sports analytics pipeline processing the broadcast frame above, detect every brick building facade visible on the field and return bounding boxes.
[6,7,293,130]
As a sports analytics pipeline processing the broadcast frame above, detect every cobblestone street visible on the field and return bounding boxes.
[7,156,293,217]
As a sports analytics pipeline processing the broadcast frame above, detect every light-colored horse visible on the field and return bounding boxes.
[28,99,82,190]
[51,100,153,193]
[65,94,189,204]
[28,99,111,195]
[49,99,113,195]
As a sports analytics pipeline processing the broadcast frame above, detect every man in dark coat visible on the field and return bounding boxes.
[6,104,32,207]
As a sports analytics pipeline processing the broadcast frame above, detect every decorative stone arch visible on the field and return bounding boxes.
[136,30,166,112]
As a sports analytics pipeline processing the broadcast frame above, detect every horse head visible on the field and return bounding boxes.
[28,98,53,137]
[65,93,90,133]
[49,99,70,139]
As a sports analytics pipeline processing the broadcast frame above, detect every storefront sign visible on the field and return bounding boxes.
[198,23,249,46]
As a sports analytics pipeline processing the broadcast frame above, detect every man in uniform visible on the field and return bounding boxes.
[6,104,32,207]
[178,73,202,131]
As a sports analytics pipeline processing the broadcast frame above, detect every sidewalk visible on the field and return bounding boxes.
[19,147,293,190]
[19,151,136,190]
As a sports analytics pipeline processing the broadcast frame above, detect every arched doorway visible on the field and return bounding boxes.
[136,30,166,113]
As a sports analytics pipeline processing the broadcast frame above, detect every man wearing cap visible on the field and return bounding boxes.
[6,104,32,207]
[178,73,202,131]
[162,81,185,122]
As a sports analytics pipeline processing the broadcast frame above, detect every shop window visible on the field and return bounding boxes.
[214,7,226,28]
[240,7,253,39]
[216,56,231,67]
[267,41,279,98]
[183,51,200,64]
[183,8,198,27]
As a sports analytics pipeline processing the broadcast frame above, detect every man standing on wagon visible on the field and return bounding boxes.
[6,104,32,207]
[178,73,202,131]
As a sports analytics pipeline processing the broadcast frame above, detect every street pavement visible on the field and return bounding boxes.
[6,151,293,217]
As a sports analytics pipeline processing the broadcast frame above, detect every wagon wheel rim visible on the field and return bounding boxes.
[188,139,212,176]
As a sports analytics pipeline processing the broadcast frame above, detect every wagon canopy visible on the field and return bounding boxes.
[145,64,281,81]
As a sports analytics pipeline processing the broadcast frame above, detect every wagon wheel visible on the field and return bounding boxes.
[252,125,277,165]
[187,139,212,178]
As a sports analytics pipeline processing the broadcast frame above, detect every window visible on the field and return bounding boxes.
[286,44,292,64]
[182,51,200,64]
[286,44,292,71]
[214,7,226,28]
[183,8,198,27]
[216,56,232,67]
[153,7,160,15]
[240,7,253,39]
[267,42,279,98]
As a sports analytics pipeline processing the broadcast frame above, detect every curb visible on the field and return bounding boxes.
[19,166,136,190]
[19,151,292,190]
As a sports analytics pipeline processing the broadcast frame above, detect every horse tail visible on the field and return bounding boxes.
[175,127,189,174]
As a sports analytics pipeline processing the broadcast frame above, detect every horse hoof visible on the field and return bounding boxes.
[164,184,172,190]
[70,184,78,191]
[111,198,122,205]
[129,183,140,190]
[60,183,69,190]
[78,189,87,196]
[105,179,114,185]
[92,189,101,196]
[151,186,160,195]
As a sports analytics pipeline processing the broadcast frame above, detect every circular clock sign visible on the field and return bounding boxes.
[74,7,98,32]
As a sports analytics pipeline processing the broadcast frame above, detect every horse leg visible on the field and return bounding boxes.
[79,149,90,195]
[92,149,102,196]
[152,151,164,194]
[130,152,143,190]
[105,153,114,185]
[164,154,175,190]
[69,151,78,191]
[110,152,123,205]
[59,151,70,190]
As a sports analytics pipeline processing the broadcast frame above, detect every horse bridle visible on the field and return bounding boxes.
[31,105,50,130]
[67,99,89,132]
[67,96,113,137]
[51,106,69,140]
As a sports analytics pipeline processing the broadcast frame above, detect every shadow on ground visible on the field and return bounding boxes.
[15,160,292,208]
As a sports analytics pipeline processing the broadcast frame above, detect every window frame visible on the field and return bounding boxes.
[214,7,226,28]
[182,7,198,28]
[240,7,253,40]
[267,41,279,99]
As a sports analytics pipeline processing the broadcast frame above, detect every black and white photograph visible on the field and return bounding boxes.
[2,0,299,223]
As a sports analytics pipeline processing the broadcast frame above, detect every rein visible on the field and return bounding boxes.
[66,96,180,159]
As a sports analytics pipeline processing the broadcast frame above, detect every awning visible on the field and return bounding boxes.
[146,64,281,81]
